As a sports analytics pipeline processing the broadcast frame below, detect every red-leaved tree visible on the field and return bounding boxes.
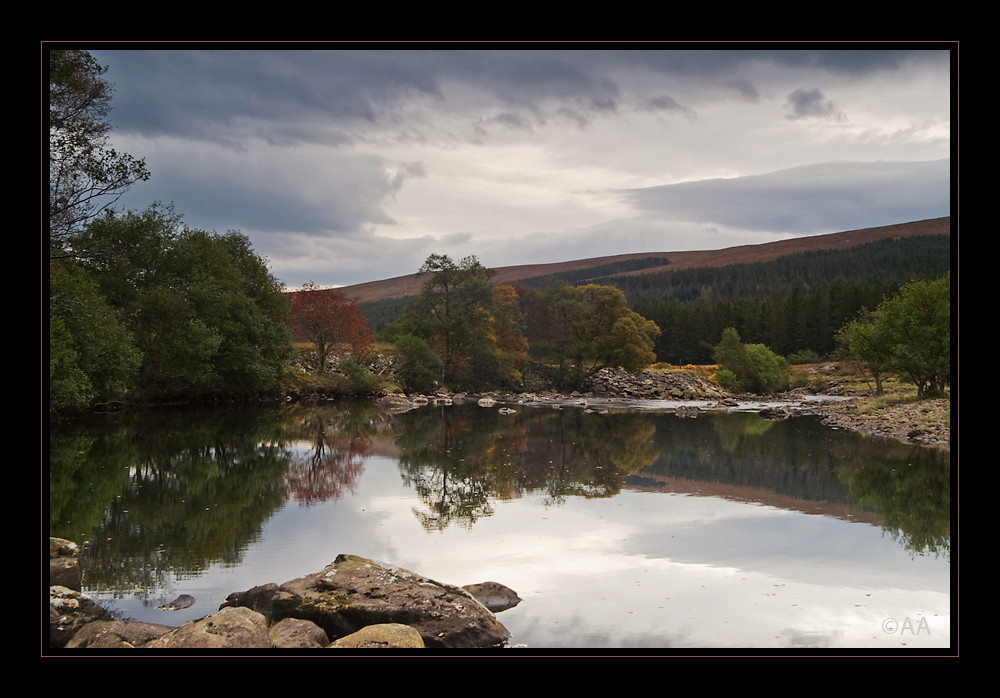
[289,282,373,373]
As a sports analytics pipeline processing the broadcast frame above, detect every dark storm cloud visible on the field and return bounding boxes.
[785,88,843,120]
[97,48,949,144]
[623,160,950,233]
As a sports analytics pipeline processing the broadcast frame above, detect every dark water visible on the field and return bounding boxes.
[48,399,951,649]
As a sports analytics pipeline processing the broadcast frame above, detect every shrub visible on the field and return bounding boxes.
[336,357,380,396]
[713,327,789,395]
[392,334,443,394]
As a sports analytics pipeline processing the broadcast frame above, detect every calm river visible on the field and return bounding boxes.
[48,399,952,651]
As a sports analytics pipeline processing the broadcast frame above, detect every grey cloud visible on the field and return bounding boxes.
[623,160,950,233]
[723,79,759,102]
[640,94,694,115]
[785,88,843,120]
[118,142,420,237]
[93,47,949,147]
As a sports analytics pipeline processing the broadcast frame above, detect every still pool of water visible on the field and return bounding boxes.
[48,400,952,651]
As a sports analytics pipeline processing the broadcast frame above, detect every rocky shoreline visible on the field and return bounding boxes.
[380,367,951,447]
[49,542,521,650]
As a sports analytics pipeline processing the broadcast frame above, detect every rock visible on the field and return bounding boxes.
[223,582,280,617]
[222,554,511,648]
[270,617,330,648]
[590,368,729,401]
[144,606,271,649]
[49,537,81,592]
[461,581,522,612]
[329,623,426,648]
[64,619,173,648]
[377,394,420,414]
[158,593,195,610]
[49,585,113,648]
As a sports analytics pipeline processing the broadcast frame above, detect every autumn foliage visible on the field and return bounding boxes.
[289,282,374,373]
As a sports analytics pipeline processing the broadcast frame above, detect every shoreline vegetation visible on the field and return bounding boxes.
[61,360,951,448]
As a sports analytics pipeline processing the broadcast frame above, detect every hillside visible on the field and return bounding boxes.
[337,217,950,303]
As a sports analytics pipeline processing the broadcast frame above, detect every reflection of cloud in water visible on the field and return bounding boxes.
[350,486,949,649]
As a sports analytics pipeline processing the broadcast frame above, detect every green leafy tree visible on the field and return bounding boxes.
[64,206,289,402]
[837,273,950,398]
[537,283,660,387]
[48,49,150,253]
[49,260,141,410]
[713,327,789,394]
[836,308,892,394]
[391,333,444,394]
[395,254,526,390]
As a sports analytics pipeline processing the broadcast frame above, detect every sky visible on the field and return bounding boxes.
[85,45,954,289]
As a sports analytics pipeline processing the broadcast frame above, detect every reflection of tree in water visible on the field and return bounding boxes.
[49,407,293,600]
[528,409,658,507]
[641,411,951,558]
[285,411,373,506]
[394,405,659,528]
[842,444,951,559]
[396,405,497,530]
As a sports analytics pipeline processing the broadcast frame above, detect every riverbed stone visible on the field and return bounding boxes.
[589,368,729,400]
[461,581,522,612]
[144,606,271,649]
[221,554,511,648]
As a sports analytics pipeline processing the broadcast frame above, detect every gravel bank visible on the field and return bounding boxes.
[804,396,951,446]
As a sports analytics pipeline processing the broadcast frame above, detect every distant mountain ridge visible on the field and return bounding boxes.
[338,217,951,303]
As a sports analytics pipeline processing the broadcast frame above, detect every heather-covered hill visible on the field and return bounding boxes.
[336,217,950,304]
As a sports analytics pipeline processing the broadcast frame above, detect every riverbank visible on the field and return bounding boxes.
[800,395,950,446]
[427,364,952,447]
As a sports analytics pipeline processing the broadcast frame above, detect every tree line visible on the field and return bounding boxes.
[379,254,660,393]
[48,50,292,411]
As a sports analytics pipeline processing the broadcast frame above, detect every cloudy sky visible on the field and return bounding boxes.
[86,46,953,289]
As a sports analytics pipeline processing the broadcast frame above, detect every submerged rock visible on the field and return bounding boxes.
[158,594,196,610]
[461,581,522,612]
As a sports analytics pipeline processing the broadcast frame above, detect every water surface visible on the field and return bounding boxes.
[49,400,951,650]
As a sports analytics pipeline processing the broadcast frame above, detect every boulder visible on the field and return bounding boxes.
[158,593,196,610]
[144,606,271,649]
[64,619,173,648]
[222,554,511,648]
[329,623,426,648]
[589,368,729,401]
[49,537,81,592]
[461,581,522,612]
[49,585,113,648]
[377,393,421,414]
[269,617,330,648]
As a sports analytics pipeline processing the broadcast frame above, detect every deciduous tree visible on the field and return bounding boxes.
[57,206,290,403]
[837,273,950,398]
[713,327,789,394]
[537,283,660,387]
[394,254,527,390]
[48,50,150,253]
[289,283,374,374]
